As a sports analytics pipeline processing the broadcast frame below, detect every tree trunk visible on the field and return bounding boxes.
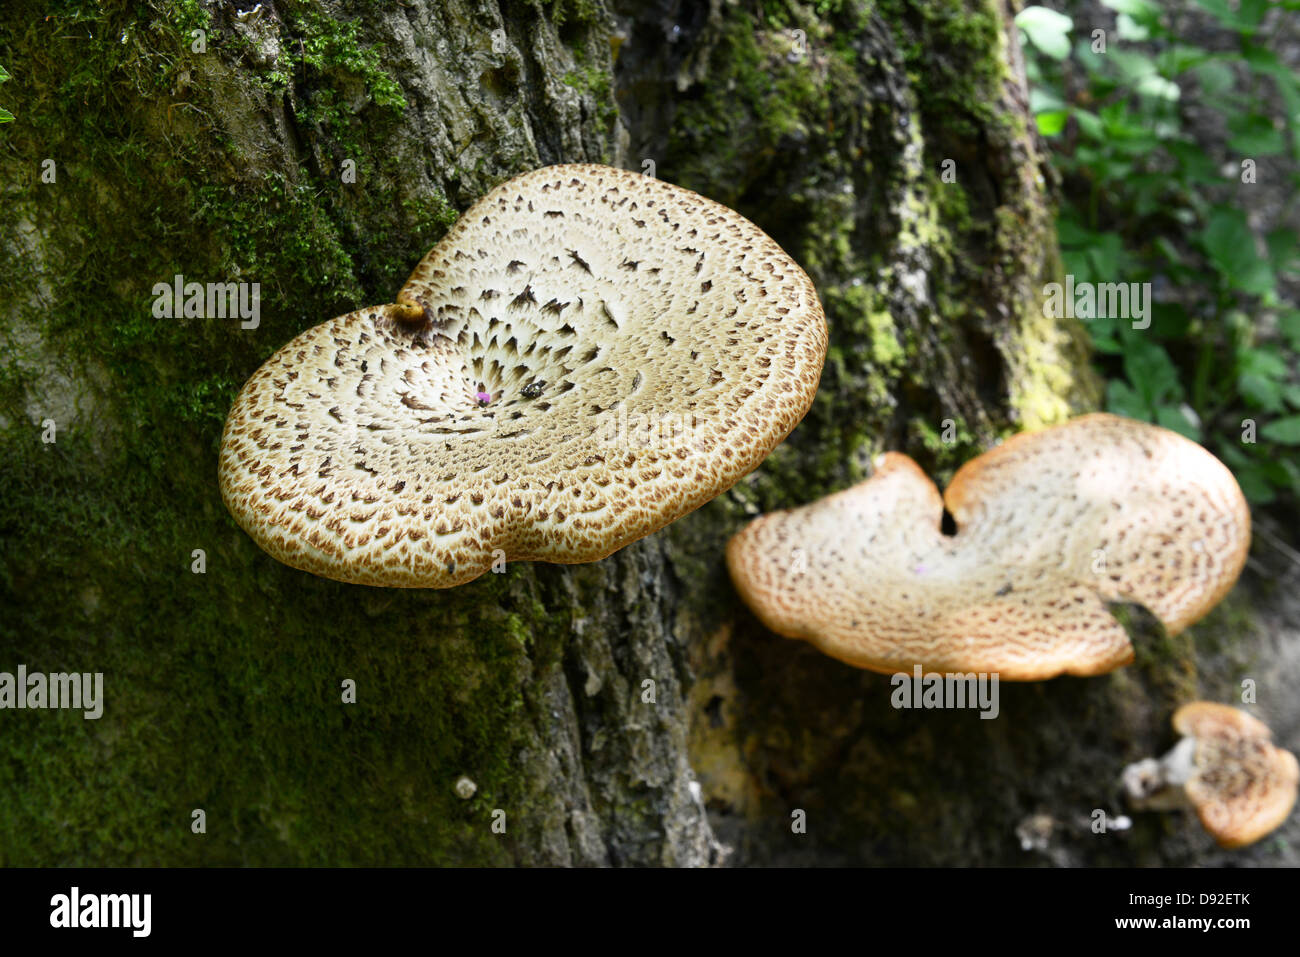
[2,0,1292,866]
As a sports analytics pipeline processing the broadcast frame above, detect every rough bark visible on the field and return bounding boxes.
[1,0,1294,866]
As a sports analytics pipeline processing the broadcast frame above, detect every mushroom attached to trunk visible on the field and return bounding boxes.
[219,164,828,587]
[726,414,1250,680]
[1122,702,1298,848]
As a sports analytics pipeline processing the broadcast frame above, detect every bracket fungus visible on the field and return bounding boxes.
[219,165,827,587]
[1122,703,1298,849]
[726,414,1250,680]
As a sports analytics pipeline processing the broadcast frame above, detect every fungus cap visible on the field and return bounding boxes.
[726,414,1250,680]
[219,164,828,587]
[1172,702,1299,849]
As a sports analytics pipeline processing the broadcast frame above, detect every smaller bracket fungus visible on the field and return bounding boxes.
[726,414,1250,680]
[1122,702,1298,849]
[220,164,827,587]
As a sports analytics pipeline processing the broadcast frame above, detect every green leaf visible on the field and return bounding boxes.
[1155,404,1201,440]
[1102,0,1162,17]
[1234,463,1277,504]
[1084,232,1124,283]
[1109,49,1158,83]
[1106,378,1151,419]
[1136,74,1180,101]
[1016,6,1073,60]
[1237,0,1270,27]
[1260,415,1300,444]
[1279,309,1300,350]
[1116,13,1150,41]
[1123,341,1182,406]
[1239,347,1289,380]
[1166,45,1213,75]
[1035,110,1068,136]
[1073,37,1109,73]
[1267,229,1299,277]
[1166,139,1226,185]
[1237,374,1289,410]
[0,108,12,124]
[1193,0,1266,29]
[0,64,10,82]
[1073,109,1104,140]
[1056,216,1097,246]
[1201,207,1275,295]
[1237,348,1288,412]
[1030,88,1067,114]
[1088,313,1123,352]
[1218,442,1250,468]
[1062,249,1091,281]
[1192,60,1234,96]
[1239,45,1300,153]
[1227,113,1285,156]
[1257,456,1294,485]
[1240,45,1282,73]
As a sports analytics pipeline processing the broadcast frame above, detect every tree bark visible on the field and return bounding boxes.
[1,0,1293,866]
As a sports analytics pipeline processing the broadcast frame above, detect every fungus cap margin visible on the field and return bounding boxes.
[219,164,828,587]
[1172,702,1299,849]
[726,414,1250,680]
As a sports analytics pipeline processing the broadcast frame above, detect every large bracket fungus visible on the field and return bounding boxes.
[219,165,828,587]
[1122,702,1298,849]
[727,414,1250,680]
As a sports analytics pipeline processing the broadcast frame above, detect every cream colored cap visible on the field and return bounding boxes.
[727,414,1250,680]
[220,164,827,586]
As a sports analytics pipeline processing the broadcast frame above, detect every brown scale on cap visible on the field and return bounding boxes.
[219,164,828,587]
[1123,703,1299,849]
[726,414,1250,680]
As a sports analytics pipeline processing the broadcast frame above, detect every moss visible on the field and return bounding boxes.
[1008,300,1085,428]
[540,0,603,27]
[562,64,618,155]
[0,0,563,865]
[661,0,1061,505]
[289,7,407,113]
[1002,216,1101,429]
[908,413,980,474]
[170,0,212,32]
[0,402,567,863]
[1113,605,1199,703]
[875,0,1005,137]
[819,282,905,406]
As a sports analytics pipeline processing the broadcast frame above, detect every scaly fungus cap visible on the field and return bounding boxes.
[219,164,827,587]
[1172,702,1299,849]
[726,414,1250,680]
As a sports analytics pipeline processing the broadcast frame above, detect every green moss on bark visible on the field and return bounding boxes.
[0,0,574,865]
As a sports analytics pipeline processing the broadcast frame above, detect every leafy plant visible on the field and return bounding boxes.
[0,64,13,123]
[1016,1,1300,504]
